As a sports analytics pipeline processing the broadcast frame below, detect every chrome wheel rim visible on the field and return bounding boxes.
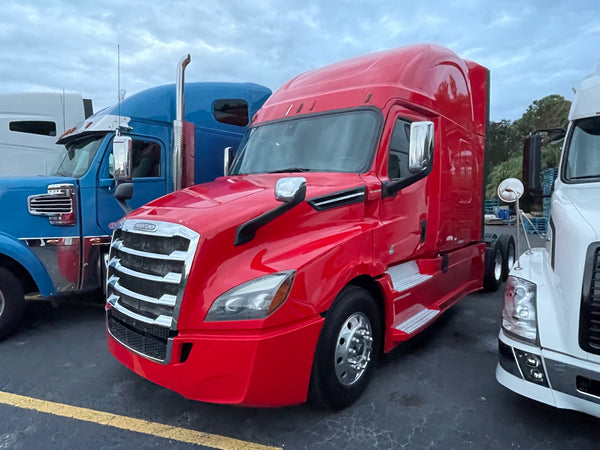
[334,312,373,386]
[0,290,5,317]
[507,245,515,271]
[494,249,503,281]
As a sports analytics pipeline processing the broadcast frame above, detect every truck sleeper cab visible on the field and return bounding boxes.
[106,44,504,409]
[496,62,600,418]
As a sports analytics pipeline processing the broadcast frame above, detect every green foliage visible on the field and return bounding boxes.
[485,154,522,198]
[487,119,521,166]
[514,94,571,136]
[485,94,571,199]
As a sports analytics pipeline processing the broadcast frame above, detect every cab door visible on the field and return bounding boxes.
[96,136,167,235]
[373,106,434,268]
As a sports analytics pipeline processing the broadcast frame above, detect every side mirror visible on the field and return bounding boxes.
[498,178,524,203]
[522,135,542,196]
[224,146,234,176]
[275,177,307,203]
[113,135,133,181]
[409,121,434,173]
[114,182,133,214]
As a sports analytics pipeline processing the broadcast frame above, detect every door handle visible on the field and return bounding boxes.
[98,179,115,189]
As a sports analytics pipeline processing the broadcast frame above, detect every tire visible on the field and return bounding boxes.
[0,267,25,340]
[483,239,504,292]
[497,234,515,281]
[308,285,381,410]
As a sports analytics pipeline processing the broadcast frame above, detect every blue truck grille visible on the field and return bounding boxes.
[579,244,600,354]
[106,220,199,363]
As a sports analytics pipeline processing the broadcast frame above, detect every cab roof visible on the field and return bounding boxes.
[255,43,488,135]
[102,82,271,125]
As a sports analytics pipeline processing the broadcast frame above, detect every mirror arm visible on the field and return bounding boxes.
[382,168,430,198]
[114,182,134,215]
[234,186,306,246]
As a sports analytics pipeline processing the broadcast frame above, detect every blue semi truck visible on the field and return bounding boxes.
[0,56,271,338]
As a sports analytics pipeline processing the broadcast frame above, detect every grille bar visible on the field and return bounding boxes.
[112,239,188,261]
[108,257,182,284]
[579,244,600,354]
[108,276,177,307]
[109,296,173,328]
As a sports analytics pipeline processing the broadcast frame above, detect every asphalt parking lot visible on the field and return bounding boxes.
[1,225,599,449]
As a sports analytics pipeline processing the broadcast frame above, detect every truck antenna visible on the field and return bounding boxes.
[62,88,66,135]
[117,44,121,137]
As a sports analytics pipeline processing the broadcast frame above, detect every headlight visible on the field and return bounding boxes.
[205,271,295,321]
[502,275,538,344]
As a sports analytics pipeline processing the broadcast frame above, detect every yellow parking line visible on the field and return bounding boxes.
[0,390,280,450]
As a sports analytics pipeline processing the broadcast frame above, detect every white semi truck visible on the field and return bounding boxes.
[0,92,93,177]
[496,61,600,418]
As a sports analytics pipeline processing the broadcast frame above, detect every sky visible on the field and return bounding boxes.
[1,0,599,122]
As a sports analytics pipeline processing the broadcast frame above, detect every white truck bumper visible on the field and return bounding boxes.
[497,329,600,419]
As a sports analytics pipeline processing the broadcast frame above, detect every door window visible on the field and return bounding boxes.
[131,140,161,177]
[388,119,411,180]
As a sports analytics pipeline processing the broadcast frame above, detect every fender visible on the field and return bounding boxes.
[270,224,380,319]
[0,232,55,297]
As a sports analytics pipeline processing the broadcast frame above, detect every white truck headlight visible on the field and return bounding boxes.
[205,271,295,321]
[502,275,538,344]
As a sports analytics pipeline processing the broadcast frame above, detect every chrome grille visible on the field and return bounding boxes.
[106,219,199,363]
[28,184,75,215]
[579,244,600,354]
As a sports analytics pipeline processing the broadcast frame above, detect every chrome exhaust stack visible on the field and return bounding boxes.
[173,54,191,191]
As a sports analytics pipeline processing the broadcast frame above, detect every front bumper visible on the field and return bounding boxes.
[107,314,324,407]
[497,330,600,419]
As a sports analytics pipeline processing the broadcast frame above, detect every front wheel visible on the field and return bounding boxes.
[0,267,25,340]
[308,285,381,410]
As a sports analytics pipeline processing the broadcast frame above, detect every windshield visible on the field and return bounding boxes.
[51,135,105,178]
[564,117,600,182]
[230,109,381,175]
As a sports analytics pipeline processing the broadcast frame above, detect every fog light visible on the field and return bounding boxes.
[525,356,539,368]
[514,349,548,387]
[530,369,544,380]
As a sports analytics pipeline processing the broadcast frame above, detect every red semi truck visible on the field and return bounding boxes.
[105,44,508,409]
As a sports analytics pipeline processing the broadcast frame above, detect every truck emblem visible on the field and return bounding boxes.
[134,222,158,232]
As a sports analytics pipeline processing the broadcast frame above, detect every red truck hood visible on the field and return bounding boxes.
[126,173,366,238]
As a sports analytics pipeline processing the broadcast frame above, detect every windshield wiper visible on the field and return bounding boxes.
[268,168,311,173]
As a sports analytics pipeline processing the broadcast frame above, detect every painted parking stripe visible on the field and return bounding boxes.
[0,390,280,450]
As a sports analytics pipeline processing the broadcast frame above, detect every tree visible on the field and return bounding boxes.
[485,95,571,202]
[514,95,571,137]
[487,119,521,167]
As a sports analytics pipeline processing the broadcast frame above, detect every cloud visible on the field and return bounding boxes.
[1,0,599,121]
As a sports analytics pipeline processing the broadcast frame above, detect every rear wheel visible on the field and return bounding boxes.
[308,285,381,410]
[0,267,25,340]
[497,234,515,281]
[483,239,504,292]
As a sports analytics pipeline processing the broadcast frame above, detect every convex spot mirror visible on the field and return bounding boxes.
[409,121,434,173]
[275,177,307,203]
[498,178,524,203]
[113,135,133,181]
